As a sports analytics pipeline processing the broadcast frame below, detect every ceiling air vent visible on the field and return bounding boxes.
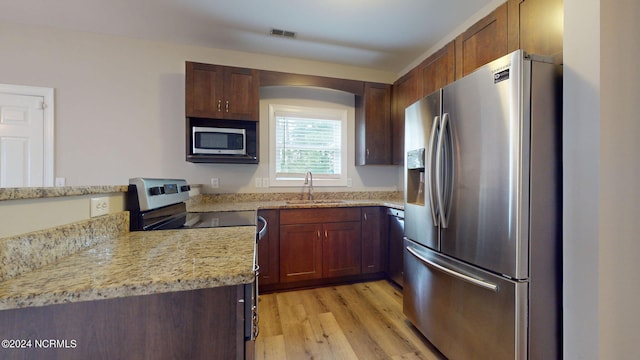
[270,28,296,39]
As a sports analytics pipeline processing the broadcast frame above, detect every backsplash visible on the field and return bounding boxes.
[188,191,402,205]
[0,212,129,282]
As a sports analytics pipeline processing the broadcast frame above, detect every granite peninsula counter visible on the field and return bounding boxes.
[0,226,256,310]
[0,188,402,311]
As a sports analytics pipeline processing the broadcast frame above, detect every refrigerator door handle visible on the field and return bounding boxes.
[426,116,440,226]
[435,113,450,228]
[406,246,498,292]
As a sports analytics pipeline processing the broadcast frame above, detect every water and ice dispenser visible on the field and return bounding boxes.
[406,148,426,206]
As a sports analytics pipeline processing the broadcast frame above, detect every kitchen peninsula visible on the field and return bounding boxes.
[0,186,402,359]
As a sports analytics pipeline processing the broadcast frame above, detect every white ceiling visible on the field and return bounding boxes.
[0,0,497,73]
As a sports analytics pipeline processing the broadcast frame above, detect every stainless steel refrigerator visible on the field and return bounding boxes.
[403,50,561,360]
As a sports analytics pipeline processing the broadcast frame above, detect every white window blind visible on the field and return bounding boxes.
[275,115,341,177]
[269,104,348,187]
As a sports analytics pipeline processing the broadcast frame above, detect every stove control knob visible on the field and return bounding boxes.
[149,186,165,196]
[180,185,191,192]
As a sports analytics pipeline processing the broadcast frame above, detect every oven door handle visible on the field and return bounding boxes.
[142,212,187,231]
[257,216,268,242]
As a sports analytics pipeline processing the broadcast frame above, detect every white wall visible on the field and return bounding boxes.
[0,21,397,191]
[563,0,600,356]
[564,0,640,358]
[0,193,125,238]
[598,0,640,357]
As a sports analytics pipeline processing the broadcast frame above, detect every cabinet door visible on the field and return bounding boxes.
[387,210,404,286]
[361,207,388,274]
[355,82,391,165]
[185,63,259,121]
[455,2,508,78]
[421,41,456,96]
[323,221,362,278]
[280,224,323,283]
[507,0,563,62]
[186,62,224,118]
[257,210,279,286]
[391,70,421,165]
[223,67,259,121]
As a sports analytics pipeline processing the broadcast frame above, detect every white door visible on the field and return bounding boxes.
[0,85,53,187]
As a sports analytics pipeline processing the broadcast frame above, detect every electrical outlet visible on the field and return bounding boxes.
[255,178,262,188]
[55,177,66,187]
[90,197,110,217]
[262,178,269,188]
[347,178,353,187]
[210,178,219,188]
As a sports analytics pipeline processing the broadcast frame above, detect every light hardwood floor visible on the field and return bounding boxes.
[256,280,445,360]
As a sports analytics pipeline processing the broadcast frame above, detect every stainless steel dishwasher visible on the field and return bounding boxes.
[387,208,404,287]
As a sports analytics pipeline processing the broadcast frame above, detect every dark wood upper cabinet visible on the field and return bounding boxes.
[355,82,392,165]
[421,41,456,96]
[508,0,564,63]
[391,69,421,165]
[186,62,259,121]
[454,2,509,79]
[390,0,563,168]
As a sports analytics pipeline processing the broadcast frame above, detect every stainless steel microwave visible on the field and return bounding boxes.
[192,126,246,155]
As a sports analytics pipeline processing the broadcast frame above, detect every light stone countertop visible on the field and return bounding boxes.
[0,185,128,201]
[0,189,402,312]
[0,226,256,310]
[187,196,404,213]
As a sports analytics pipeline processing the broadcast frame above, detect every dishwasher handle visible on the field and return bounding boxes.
[386,208,404,219]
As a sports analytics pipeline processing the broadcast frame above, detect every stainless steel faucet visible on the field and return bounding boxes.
[304,171,314,200]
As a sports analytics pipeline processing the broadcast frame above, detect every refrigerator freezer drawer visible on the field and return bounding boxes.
[403,239,527,360]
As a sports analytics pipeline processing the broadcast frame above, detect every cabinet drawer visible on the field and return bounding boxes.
[280,208,360,224]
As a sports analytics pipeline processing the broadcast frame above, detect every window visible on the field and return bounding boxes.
[269,104,348,187]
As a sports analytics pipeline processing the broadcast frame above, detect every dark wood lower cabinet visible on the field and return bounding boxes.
[257,209,280,286]
[279,223,323,283]
[279,220,362,282]
[323,221,362,278]
[0,286,249,360]
[361,207,388,274]
[266,207,386,292]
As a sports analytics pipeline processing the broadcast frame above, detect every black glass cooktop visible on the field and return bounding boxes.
[184,210,257,228]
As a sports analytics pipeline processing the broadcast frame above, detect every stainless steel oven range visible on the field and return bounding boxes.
[127,177,265,357]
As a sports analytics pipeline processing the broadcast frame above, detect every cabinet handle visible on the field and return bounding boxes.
[317,230,321,239]
[366,149,370,158]
[324,230,328,238]
[364,213,368,222]
[217,99,222,112]
[225,100,229,112]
